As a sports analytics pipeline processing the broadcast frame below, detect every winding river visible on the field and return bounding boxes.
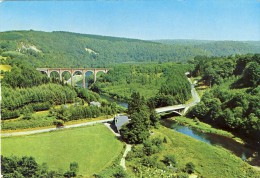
[161,119,260,167]
[102,95,260,167]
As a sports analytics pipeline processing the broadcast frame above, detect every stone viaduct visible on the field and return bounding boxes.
[36,68,109,88]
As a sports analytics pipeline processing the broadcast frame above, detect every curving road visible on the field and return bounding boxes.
[183,78,200,113]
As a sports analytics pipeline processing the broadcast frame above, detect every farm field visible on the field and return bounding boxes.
[1,124,124,176]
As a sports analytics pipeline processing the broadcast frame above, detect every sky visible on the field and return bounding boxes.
[0,0,259,41]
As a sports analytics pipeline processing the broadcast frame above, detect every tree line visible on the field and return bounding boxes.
[1,155,79,178]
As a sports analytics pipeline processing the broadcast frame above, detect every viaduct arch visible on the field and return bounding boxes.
[36,68,109,88]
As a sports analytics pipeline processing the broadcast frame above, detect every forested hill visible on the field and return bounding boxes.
[1,30,258,68]
[0,30,208,67]
[155,40,260,57]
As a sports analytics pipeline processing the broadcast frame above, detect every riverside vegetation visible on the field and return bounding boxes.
[1,30,260,177]
[187,54,260,144]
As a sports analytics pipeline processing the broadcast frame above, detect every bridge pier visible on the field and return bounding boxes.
[59,69,62,81]
[83,73,86,88]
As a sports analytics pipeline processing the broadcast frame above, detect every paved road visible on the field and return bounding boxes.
[184,78,200,114]
[1,118,114,137]
[188,78,201,104]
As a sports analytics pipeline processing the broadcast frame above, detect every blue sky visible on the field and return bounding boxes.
[0,0,259,40]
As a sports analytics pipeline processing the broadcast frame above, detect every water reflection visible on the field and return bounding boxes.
[162,119,260,167]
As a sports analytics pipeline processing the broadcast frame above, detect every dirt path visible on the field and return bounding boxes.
[120,144,132,170]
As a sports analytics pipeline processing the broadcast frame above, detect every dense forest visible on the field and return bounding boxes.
[92,63,192,107]
[156,39,260,57]
[188,54,260,143]
[1,30,259,68]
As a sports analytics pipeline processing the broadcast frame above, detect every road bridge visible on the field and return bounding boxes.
[155,78,200,116]
[36,68,109,88]
[155,105,185,115]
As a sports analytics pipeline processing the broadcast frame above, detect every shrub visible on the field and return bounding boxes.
[53,120,64,127]
[1,109,20,120]
[185,162,195,174]
[31,102,51,111]
[126,146,144,160]
[22,112,33,120]
[64,162,79,177]
[177,172,189,178]
[112,166,128,178]
[94,166,128,178]
[151,137,163,147]
[143,140,160,156]
[162,154,177,167]
[141,156,158,168]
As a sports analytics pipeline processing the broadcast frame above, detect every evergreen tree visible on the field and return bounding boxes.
[121,92,151,144]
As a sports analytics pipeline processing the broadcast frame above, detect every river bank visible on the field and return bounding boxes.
[166,116,244,143]
[161,117,260,168]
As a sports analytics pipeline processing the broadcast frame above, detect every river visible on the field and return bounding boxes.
[162,119,260,167]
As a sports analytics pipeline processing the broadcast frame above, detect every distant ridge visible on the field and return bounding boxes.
[154,39,260,56]
[0,30,259,67]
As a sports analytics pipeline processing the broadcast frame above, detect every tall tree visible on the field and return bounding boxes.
[121,92,151,144]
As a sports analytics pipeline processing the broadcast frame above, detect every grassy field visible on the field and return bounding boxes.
[1,124,124,176]
[126,126,260,177]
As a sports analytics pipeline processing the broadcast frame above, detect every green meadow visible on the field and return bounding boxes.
[126,126,260,177]
[1,124,124,176]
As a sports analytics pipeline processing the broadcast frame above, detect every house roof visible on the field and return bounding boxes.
[114,115,129,132]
